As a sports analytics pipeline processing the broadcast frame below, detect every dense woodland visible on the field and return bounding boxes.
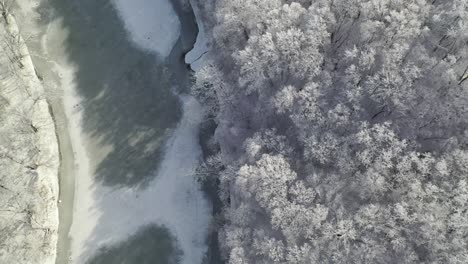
[194,0,468,263]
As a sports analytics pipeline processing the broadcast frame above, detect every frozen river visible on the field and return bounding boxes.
[14,0,211,263]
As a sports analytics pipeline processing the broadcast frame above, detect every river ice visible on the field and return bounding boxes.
[67,93,210,264]
[112,0,181,57]
[65,0,211,263]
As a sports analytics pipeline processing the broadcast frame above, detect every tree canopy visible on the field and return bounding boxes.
[194,0,468,263]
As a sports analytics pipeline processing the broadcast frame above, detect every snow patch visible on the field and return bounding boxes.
[59,64,94,264]
[112,0,181,57]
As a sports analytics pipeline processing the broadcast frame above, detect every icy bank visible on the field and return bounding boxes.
[0,13,59,264]
[185,0,209,71]
[112,0,181,57]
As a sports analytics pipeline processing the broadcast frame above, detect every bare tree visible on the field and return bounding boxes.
[0,0,11,24]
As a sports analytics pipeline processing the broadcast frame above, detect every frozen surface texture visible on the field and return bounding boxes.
[68,95,210,264]
[112,0,181,57]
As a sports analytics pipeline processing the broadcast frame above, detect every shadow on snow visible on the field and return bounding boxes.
[36,0,182,188]
[86,224,182,264]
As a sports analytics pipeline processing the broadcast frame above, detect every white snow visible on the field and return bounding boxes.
[0,13,59,264]
[112,0,181,57]
[185,0,209,71]
[59,64,92,264]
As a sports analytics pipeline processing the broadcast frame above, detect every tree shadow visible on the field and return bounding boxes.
[35,0,186,188]
[87,224,182,264]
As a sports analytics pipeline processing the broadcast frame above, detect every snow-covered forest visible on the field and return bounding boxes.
[0,6,59,263]
[194,0,468,263]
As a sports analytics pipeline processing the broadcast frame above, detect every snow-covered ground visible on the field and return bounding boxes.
[59,63,90,264]
[185,0,209,71]
[112,0,181,57]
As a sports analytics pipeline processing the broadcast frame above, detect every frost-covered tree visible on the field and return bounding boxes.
[0,12,59,263]
[193,0,468,263]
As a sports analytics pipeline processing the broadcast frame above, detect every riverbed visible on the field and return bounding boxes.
[13,0,211,263]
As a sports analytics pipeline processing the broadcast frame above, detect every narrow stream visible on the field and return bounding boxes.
[14,0,210,263]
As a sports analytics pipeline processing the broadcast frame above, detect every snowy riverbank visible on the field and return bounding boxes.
[0,12,59,264]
